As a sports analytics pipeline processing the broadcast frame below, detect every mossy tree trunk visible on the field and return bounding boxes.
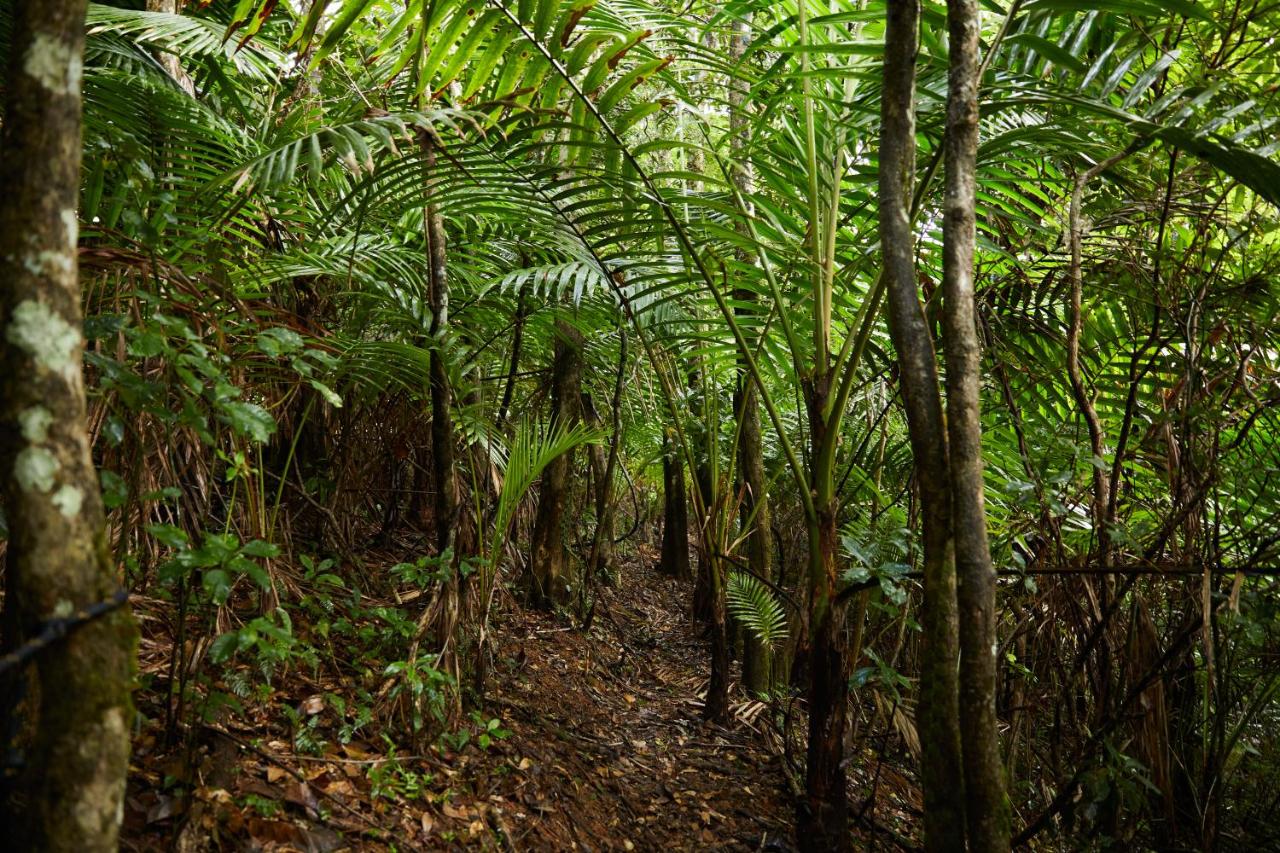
[0,0,138,848]
[879,2,968,848]
[528,317,583,606]
[943,1,1011,847]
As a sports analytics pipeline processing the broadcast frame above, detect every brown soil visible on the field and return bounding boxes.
[120,552,803,851]
[467,560,797,851]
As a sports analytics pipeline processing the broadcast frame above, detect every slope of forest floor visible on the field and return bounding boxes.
[120,548,826,851]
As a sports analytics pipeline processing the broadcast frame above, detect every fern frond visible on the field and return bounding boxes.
[726,571,788,648]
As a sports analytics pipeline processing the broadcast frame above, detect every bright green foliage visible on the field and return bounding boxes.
[726,570,788,648]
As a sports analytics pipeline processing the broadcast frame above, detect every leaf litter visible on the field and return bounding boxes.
[120,552,810,851]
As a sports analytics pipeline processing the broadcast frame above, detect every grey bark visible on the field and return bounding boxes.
[879,1,967,848]
[144,0,194,95]
[942,0,1011,848]
[0,0,138,848]
[423,134,459,557]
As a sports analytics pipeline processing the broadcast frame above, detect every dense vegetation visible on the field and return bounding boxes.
[1,0,1279,849]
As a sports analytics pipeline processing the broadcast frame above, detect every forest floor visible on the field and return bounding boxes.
[120,546,819,851]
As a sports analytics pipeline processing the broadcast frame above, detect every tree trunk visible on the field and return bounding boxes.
[423,134,458,558]
[0,0,138,847]
[144,0,194,94]
[528,318,583,606]
[690,393,729,727]
[682,104,717,625]
[688,365,715,622]
[1066,142,1140,560]
[703,555,731,723]
[583,397,610,568]
[942,1,1011,847]
[691,449,714,620]
[799,494,851,852]
[727,9,774,695]
[586,327,627,581]
[694,366,730,726]
[879,1,967,848]
[495,277,531,432]
[659,429,691,580]
[735,375,774,690]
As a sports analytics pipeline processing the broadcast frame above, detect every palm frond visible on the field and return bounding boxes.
[726,571,788,648]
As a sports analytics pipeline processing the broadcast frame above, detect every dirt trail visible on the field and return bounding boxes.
[122,553,802,851]
[460,557,798,851]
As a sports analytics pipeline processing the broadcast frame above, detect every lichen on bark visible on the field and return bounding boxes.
[0,1,138,849]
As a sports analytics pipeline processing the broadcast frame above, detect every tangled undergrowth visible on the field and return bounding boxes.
[121,547,907,851]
